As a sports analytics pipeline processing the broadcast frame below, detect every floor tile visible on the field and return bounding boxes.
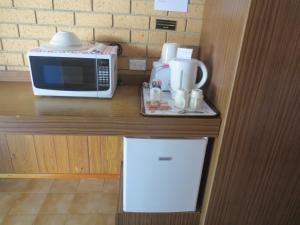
[0,179,29,192]
[8,194,47,215]
[102,179,119,194]
[22,180,53,193]
[64,214,99,225]
[50,180,79,193]
[39,194,74,214]
[1,215,36,225]
[33,214,67,225]
[69,193,103,214]
[0,214,6,224]
[0,178,119,223]
[96,213,115,225]
[0,193,21,214]
[77,179,104,193]
[98,193,118,213]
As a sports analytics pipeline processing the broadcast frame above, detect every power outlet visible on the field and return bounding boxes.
[129,59,146,71]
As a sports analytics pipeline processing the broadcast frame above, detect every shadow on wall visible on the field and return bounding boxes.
[200,45,215,107]
[197,137,214,210]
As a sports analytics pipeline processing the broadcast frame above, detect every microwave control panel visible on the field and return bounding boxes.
[97,59,110,91]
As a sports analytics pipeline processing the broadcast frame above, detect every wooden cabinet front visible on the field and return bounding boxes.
[0,134,122,175]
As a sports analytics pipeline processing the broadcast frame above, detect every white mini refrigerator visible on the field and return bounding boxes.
[123,137,208,213]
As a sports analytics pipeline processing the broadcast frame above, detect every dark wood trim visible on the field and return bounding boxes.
[204,0,300,224]
[198,0,252,223]
[0,115,221,137]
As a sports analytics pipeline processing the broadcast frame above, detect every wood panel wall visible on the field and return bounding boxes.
[198,0,251,224]
[0,134,122,175]
[201,0,300,224]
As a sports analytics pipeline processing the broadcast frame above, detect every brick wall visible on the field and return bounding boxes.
[0,0,205,75]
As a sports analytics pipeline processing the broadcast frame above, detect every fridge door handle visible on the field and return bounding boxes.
[158,157,173,161]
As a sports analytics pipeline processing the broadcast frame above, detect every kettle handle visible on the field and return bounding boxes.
[195,60,208,89]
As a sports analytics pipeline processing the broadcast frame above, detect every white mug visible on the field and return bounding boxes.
[160,43,178,64]
[169,58,208,94]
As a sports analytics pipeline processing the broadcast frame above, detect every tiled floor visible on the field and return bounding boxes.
[0,178,119,225]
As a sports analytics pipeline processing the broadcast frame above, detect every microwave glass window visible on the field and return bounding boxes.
[30,56,97,91]
[43,65,64,84]
[62,67,84,84]
[43,65,84,85]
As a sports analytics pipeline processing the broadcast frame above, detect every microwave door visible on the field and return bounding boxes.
[29,56,97,92]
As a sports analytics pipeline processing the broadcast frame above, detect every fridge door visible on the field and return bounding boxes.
[123,137,208,212]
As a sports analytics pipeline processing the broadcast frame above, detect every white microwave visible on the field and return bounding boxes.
[27,44,118,98]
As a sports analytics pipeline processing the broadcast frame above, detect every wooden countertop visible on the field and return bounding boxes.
[0,82,221,137]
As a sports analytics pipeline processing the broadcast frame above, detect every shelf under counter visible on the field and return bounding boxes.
[0,82,221,137]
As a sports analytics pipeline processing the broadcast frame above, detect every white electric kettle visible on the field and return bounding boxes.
[169,58,208,95]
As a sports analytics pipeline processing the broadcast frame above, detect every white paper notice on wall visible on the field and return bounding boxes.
[154,0,189,12]
[176,48,193,60]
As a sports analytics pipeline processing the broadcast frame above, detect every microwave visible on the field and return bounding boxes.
[27,45,118,98]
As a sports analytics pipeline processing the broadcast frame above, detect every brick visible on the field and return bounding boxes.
[147,45,161,58]
[168,32,200,46]
[122,44,147,57]
[76,13,112,27]
[57,27,94,41]
[118,69,150,76]
[95,29,130,42]
[186,19,203,33]
[0,0,12,7]
[146,57,159,70]
[14,0,52,9]
[168,4,204,19]
[187,4,205,18]
[0,53,23,65]
[2,39,38,52]
[38,40,49,46]
[54,0,91,11]
[7,66,29,71]
[118,57,129,70]
[0,8,35,23]
[131,31,148,43]
[36,11,74,26]
[167,32,184,44]
[114,15,149,29]
[0,24,18,38]
[23,53,29,65]
[151,17,186,32]
[94,0,130,13]
[148,31,166,44]
[184,33,201,46]
[131,1,167,16]
[19,25,56,39]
